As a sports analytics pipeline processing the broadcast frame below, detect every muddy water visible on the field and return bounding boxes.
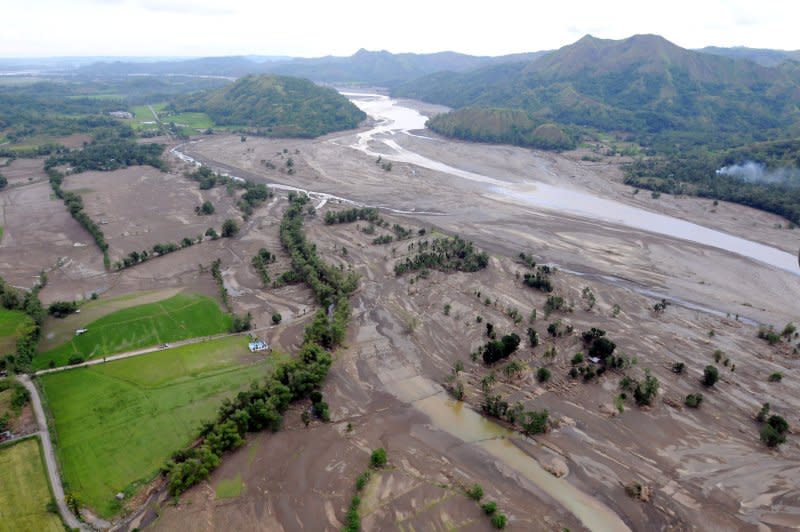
[413,393,632,532]
[344,93,799,276]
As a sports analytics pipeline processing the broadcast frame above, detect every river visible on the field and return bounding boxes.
[343,92,799,276]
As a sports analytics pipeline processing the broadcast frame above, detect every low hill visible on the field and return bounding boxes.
[394,34,800,152]
[427,107,575,150]
[169,75,366,137]
[696,46,800,67]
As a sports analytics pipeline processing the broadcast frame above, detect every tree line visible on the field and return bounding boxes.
[163,193,357,495]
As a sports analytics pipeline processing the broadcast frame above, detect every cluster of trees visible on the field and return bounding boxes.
[47,300,78,318]
[482,390,549,437]
[394,236,489,276]
[237,182,272,217]
[624,152,800,225]
[481,333,521,365]
[465,483,509,529]
[251,248,275,287]
[756,403,790,448]
[0,275,45,373]
[323,207,382,225]
[46,129,166,172]
[163,193,357,496]
[186,166,227,190]
[46,166,110,268]
[169,75,366,138]
[427,107,577,151]
[522,266,554,293]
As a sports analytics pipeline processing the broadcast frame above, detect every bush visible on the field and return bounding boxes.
[198,201,215,215]
[672,362,686,374]
[768,372,783,382]
[370,448,387,468]
[571,352,584,365]
[221,218,239,238]
[536,367,551,383]
[67,355,85,366]
[482,501,497,515]
[702,365,719,387]
[491,513,507,529]
[633,372,659,406]
[355,471,371,491]
[467,483,483,501]
[47,300,78,318]
[272,313,282,325]
[684,393,703,408]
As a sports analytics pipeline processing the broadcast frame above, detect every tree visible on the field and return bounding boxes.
[760,415,789,447]
[370,448,387,468]
[467,484,483,501]
[684,393,703,408]
[521,409,548,435]
[536,367,551,383]
[221,218,239,238]
[272,313,282,324]
[0,173,6,190]
[527,327,539,347]
[633,371,659,406]
[702,365,719,387]
[199,201,215,215]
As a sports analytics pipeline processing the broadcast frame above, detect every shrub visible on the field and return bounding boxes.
[221,218,239,238]
[702,365,719,387]
[272,313,282,325]
[768,372,783,383]
[467,484,483,501]
[684,393,703,408]
[536,367,551,383]
[67,355,85,366]
[633,371,659,406]
[355,471,371,491]
[672,362,685,374]
[481,501,497,515]
[521,409,548,435]
[370,448,387,468]
[758,327,781,345]
[491,513,507,529]
[571,352,584,365]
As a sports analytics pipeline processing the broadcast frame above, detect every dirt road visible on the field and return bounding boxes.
[17,375,88,531]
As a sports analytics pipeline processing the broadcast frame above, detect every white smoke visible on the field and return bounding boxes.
[716,161,800,185]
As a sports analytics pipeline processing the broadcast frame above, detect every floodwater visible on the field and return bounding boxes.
[413,393,632,532]
[345,93,799,276]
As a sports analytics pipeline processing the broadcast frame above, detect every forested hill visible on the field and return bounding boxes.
[169,75,366,137]
[393,34,800,153]
[265,49,548,86]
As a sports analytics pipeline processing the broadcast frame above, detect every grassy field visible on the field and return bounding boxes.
[131,103,165,130]
[41,335,281,517]
[0,438,63,532]
[0,308,34,356]
[161,111,213,130]
[35,293,232,369]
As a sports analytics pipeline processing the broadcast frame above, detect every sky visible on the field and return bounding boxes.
[3,0,800,58]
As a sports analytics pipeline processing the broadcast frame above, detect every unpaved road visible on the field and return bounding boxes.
[17,375,88,531]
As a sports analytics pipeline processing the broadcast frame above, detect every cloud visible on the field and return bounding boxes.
[138,0,235,15]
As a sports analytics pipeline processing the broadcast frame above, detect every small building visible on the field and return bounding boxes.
[589,356,601,364]
[248,339,270,352]
[75,328,88,336]
[109,111,133,119]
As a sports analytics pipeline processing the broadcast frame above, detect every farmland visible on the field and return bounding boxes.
[40,335,281,517]
[0,438,63,532]
[0,308,34,355]
[35,292,232,369]
[161,111,213,130]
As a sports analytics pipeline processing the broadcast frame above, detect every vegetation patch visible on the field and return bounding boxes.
[40,335,274,517]
[214,473,244,499]
[35,293,232,369]
[0,438,63,532]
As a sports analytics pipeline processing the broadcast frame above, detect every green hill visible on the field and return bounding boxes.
[169,75,366,137]
[394,34,800,152]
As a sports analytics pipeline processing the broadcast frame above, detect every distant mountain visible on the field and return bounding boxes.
[266,49,549,86]
[394,34,800,151]
[75,49,550,85]
[169,74,366,137]
[696,46,800,67]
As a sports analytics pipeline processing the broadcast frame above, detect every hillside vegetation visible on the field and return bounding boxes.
[169,75,366,137]
[395,34,800,153]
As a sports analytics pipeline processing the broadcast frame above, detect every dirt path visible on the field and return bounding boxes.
[16,375,89,531]
[34,326,277,377]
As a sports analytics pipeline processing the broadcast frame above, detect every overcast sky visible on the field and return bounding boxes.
[3,0,799,58]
